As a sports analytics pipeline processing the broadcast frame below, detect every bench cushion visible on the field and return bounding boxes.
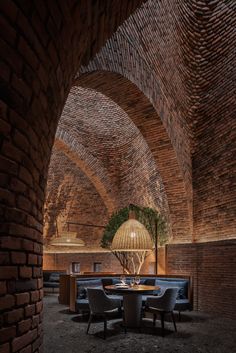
[49,273,60,282]
[156,279,188,299]
[77,279,102,299]
[44,282,59,288]
[175,298,192,311]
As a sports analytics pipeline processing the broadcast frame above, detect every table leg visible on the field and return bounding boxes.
[123,294,142,328]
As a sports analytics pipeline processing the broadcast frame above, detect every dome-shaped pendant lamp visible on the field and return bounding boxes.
[111,212,153,251]
[50,231,85,247]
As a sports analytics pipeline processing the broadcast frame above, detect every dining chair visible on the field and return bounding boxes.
[86,288,122,339]
[145,287,179,336]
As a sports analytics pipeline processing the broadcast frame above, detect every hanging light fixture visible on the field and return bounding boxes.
[50,231,85,247]
[111,212,154,251]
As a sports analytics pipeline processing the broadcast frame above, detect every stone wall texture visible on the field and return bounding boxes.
[0,0,236,352]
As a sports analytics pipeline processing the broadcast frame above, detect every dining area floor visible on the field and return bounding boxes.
[44,294,236,353]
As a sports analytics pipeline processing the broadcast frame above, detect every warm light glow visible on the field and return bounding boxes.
[49,231,85,247]
[111,219,154,251]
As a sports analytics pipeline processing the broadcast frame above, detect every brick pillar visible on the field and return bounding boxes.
[0,1,145,352]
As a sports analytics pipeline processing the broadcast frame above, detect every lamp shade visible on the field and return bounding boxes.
[111,219,154,251]
[50,231,85,247]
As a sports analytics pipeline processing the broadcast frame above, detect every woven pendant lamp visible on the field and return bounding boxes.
[50,231,85,247]
[111,211,154,251]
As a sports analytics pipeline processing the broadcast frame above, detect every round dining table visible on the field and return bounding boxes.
[105,284,160,328]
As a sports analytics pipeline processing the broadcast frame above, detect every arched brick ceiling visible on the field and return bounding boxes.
[44,148,109,244]
[77,0,236,242]
[47,85,170,236]
[77,72,192,242]
[52,138,117,216]
[54,135,117,215]
[78,0,193,202]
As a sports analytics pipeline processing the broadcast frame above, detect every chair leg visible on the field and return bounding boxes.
[86,314,93,334]
[153,313,157,327]
[171,311,177,332]
[178,311,181,321]
[160,312,165,337]
[103,316,107,340]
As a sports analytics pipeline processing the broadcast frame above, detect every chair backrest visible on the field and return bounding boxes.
[87,288,111,314]
[150,287,179,312]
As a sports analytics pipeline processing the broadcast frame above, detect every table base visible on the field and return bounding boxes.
[123,293,142,328]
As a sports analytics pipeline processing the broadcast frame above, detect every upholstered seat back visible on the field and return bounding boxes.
[147,287,179,312]
[87,288,121,314]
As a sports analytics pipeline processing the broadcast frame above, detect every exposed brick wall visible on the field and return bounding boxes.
[43,253,123,274]
[193,116,236,242]
[1,0,236,351]
[77,72,192,242]
[179,1,236,242]
[56,86,169,212]
[43,248,166,276]
[0,1,143,352]
[78,0,194,232]
[44,149,108,246]
[45,85,170,241]
[78,0,236,244]
[166,240,236,319]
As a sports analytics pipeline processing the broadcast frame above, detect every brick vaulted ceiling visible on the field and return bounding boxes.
[45,86,170,241]
[46,0,236,244]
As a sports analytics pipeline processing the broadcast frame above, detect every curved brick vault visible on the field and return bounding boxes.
[76,72,192,242]
[0,1,236,351]
[78,0,236,242]
[44,85,170,241]
[54,135,117,215]
[44,148,109,246]
[78,0,194,203]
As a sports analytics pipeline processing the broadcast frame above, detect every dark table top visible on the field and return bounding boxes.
[105,284,160,294]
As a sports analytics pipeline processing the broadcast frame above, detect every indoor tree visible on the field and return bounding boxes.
[101,204,168,274]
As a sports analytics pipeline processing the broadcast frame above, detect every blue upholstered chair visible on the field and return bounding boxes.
[145,287,179,336]
[86,288,122,339]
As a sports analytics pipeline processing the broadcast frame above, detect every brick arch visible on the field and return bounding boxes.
[76,71,192,242]
[0,1,144,352]
[54,86,170,220]
[54,135,117,216]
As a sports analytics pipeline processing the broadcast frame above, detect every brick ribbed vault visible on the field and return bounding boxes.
[76,72,192,242]
[44,148,109,245]
[45,85,170,241]
[78,0,193,205]
[54,136,117,215]
[78,0,236,242]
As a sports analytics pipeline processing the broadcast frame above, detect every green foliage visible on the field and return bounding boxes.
[101,204,168,248]
[101,206,129,248]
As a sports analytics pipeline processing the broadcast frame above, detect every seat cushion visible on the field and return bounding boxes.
[77,279,102,299]
[156,279,188,299]
[107,294,123,302]
[175,299,192,311]
[101,278,113,288]
[75,298,90,311]
[143,278,156,286]
[48,273,60,282]
[44,282,59,288]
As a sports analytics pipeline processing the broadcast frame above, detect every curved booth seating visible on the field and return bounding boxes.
[72,275,192,319]
[43,271,65,293]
